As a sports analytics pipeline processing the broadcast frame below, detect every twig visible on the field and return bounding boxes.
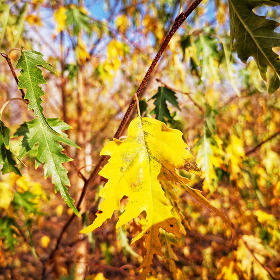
[42,0,203,277]
[113,0,203,139]
[156,78,204,113]
[1,53,26,100]
[245,129,280,156]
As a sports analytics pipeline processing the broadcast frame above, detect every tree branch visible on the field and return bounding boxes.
[245,129,280,156]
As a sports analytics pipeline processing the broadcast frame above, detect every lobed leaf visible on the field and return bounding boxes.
[152,87,180,124]
[138,218,182,280]
[15,118,79,216]
[17,50,55,130]
[81,117,232,276]
[80,117,192,237]
[66,5,91,35]
[229,0,280,93]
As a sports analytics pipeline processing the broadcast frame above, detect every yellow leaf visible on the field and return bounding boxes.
[138,218,182,279]
[0,181,13,210]
[81,117,191,239]
[80,117,226,278]
[237,235,271,280]
[115,14,130,33]
[217,257,239,280]
[107,39,123,60]
[32,0,43,4]
[94,273,108,280]
[76,39,90,63]
[226,135,244,179]
[40,235,50,248]
[262,150,280,174]
[255,210,277,225]
[26,14,42,26]
[195,134,223,192]
[16,175,46,204]
[54,7,67,34]
[56,205,64,217]
[216,3,227,25]
[160,165,232,230]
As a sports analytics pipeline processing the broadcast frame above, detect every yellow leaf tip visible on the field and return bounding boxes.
[80,225,93,234]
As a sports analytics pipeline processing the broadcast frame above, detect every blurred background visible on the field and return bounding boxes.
[0,0,280,279]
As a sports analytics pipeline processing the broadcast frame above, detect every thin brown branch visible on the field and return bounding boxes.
[156,78,204,113]
[59,31,69,127]
[1,53,26,100]
[113,1,203,139]
[245,129,280,156]
[81,0,204,210]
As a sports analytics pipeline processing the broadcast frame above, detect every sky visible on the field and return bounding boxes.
[85,0,107,20]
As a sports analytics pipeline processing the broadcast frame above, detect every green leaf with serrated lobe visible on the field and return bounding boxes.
[15,118,79,216]
[17,50,55,130]
[152,87,179,123]
[229,0,280,93]
[66,5,91,35]
[0,216,18,251]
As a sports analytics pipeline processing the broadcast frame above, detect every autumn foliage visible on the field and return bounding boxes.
[0,0,280,279]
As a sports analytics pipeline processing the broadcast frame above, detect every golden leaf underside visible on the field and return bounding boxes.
[139,218,182,280]
[159,164,233,231]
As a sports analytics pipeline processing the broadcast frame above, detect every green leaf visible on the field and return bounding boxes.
[13,191,39,216]
[66,5,91,35]
[0,216,18,251]
[229,0,280,93]
[15,118,79,216]
[152,87,179,123]
[17,50,55,130]
[0,121,20,175]
[195,31,220,82]
[180,35,191,60]
[139,99,148,116]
